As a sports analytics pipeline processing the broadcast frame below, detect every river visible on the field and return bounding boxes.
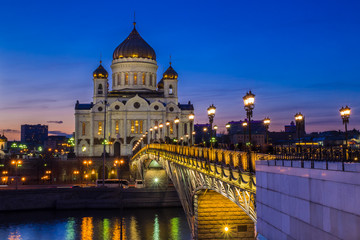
[0,208,191,240]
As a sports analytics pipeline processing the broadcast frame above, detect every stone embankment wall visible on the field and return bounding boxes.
[194,190,254,239]
[256,160,360,240]
[0,187,181,211]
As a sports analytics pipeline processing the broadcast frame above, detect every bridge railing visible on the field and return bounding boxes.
[272,145,359,162]
[132,144,276,171]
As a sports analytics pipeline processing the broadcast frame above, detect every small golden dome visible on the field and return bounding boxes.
[163,64,178,79]
[93,61,108,79]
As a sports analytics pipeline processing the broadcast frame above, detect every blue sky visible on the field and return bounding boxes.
[1,0,360,140]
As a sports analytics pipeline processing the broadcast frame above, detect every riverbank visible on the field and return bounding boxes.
[0,186,181,211]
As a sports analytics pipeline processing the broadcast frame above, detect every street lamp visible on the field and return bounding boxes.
[243,91,255,147]
[188,113,195,146]
[159,123,164,142]
[149,128,153,142]
[340,106,351,147]
[165,121,170,143]
[114,159,125,187]
[242,121,248,150]
[11,160,22,190]
[83,160,92,185]
[174,117,180,143]
[263,117,271,144]
[294,113,304,145]
[154,125,158,142]
[207,104,216,148]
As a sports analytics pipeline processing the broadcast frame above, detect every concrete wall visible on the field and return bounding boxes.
[256,160,360,240]
[0,187,181,211]
[195,190,254,239]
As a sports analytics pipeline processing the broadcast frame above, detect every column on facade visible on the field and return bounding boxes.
[145,72,150,87]
[120,72,125,86]
[124,112,128,152]
[107,109,112,155]
[147,111,151,144]
[90,113,94,156]
[129,72,134,86]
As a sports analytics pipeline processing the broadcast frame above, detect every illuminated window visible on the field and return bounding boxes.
[125,73,129,85]
[142,73,145,85]
[134,73,137,85]
[98,122,102,135]
[170,122,174,134]
[135,120,139,133]
[131,120,143,134]
[98,84,103,94]
[169,85,173,95]
[82,122,86,136]
[131,120,135,133]
[115,121,119,134]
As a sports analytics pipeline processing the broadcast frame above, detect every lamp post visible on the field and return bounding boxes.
[83,160,92,186]
[149,128,153,143]
[263,117,271,145]
[242,121,248,150]
[166,121,170,143]
[207,104,216,148]
[340,106,351,147]
[243,91,255,173]
[159,123,164,142]
[294,113,304,145]
[243,91,255,147]
[174,117,180,144]
[154,125,158,142]
[114,159,125,188]
[188,113,195,146]
[11,160,22,190]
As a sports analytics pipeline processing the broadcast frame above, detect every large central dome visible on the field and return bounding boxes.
[113,25,156,60]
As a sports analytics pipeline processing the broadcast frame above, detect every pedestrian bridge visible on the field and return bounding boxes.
[131,144,274,239]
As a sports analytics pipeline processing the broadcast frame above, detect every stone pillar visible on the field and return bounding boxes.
[146,72,150,86]
[90,113,94,156]
[129,72,134,86]
[121,72,125,86]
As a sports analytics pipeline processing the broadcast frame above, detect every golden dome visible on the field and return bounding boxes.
[113,25,156,60]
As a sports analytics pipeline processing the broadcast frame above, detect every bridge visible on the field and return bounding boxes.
[131,144,360,240]
[131,144,274,239]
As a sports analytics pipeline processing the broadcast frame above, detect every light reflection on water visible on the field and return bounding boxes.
[0,208,191,240]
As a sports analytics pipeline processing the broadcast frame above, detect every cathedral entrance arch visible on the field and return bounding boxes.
[114,142,121,157]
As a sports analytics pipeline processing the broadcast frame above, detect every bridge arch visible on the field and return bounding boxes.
[194,189,255,239]
[131,144,261,239]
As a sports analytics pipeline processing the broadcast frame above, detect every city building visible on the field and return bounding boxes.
[20,124,48,148]
[194,123,211,145]
[226,120,266,146]
[75,23,194,157]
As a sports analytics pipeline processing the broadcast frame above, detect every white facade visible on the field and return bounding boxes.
[74,25,194,157]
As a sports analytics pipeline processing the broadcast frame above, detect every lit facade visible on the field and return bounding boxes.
[75,24,194,157]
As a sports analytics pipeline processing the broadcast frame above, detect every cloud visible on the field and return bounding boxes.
[48,130,71,136]
[1,129,20,133]
[47,121,63,124]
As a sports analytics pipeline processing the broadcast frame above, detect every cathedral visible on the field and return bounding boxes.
[74,23,194,157]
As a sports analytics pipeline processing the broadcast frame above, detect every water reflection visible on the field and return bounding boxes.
[0,208,191,240]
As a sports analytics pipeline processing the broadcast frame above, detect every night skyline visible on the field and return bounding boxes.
[1,0,360,141]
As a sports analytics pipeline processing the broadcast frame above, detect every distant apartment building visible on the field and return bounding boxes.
[21,124,48,148]
[226,120,266,146]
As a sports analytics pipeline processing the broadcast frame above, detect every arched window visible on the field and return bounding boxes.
[169,85,173,95]
[98,84,103,94]
[184,123,187,135]
[142,73,145,85]
[125,73,129,85]
[134,73,137,85]
[82,122,86,136]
